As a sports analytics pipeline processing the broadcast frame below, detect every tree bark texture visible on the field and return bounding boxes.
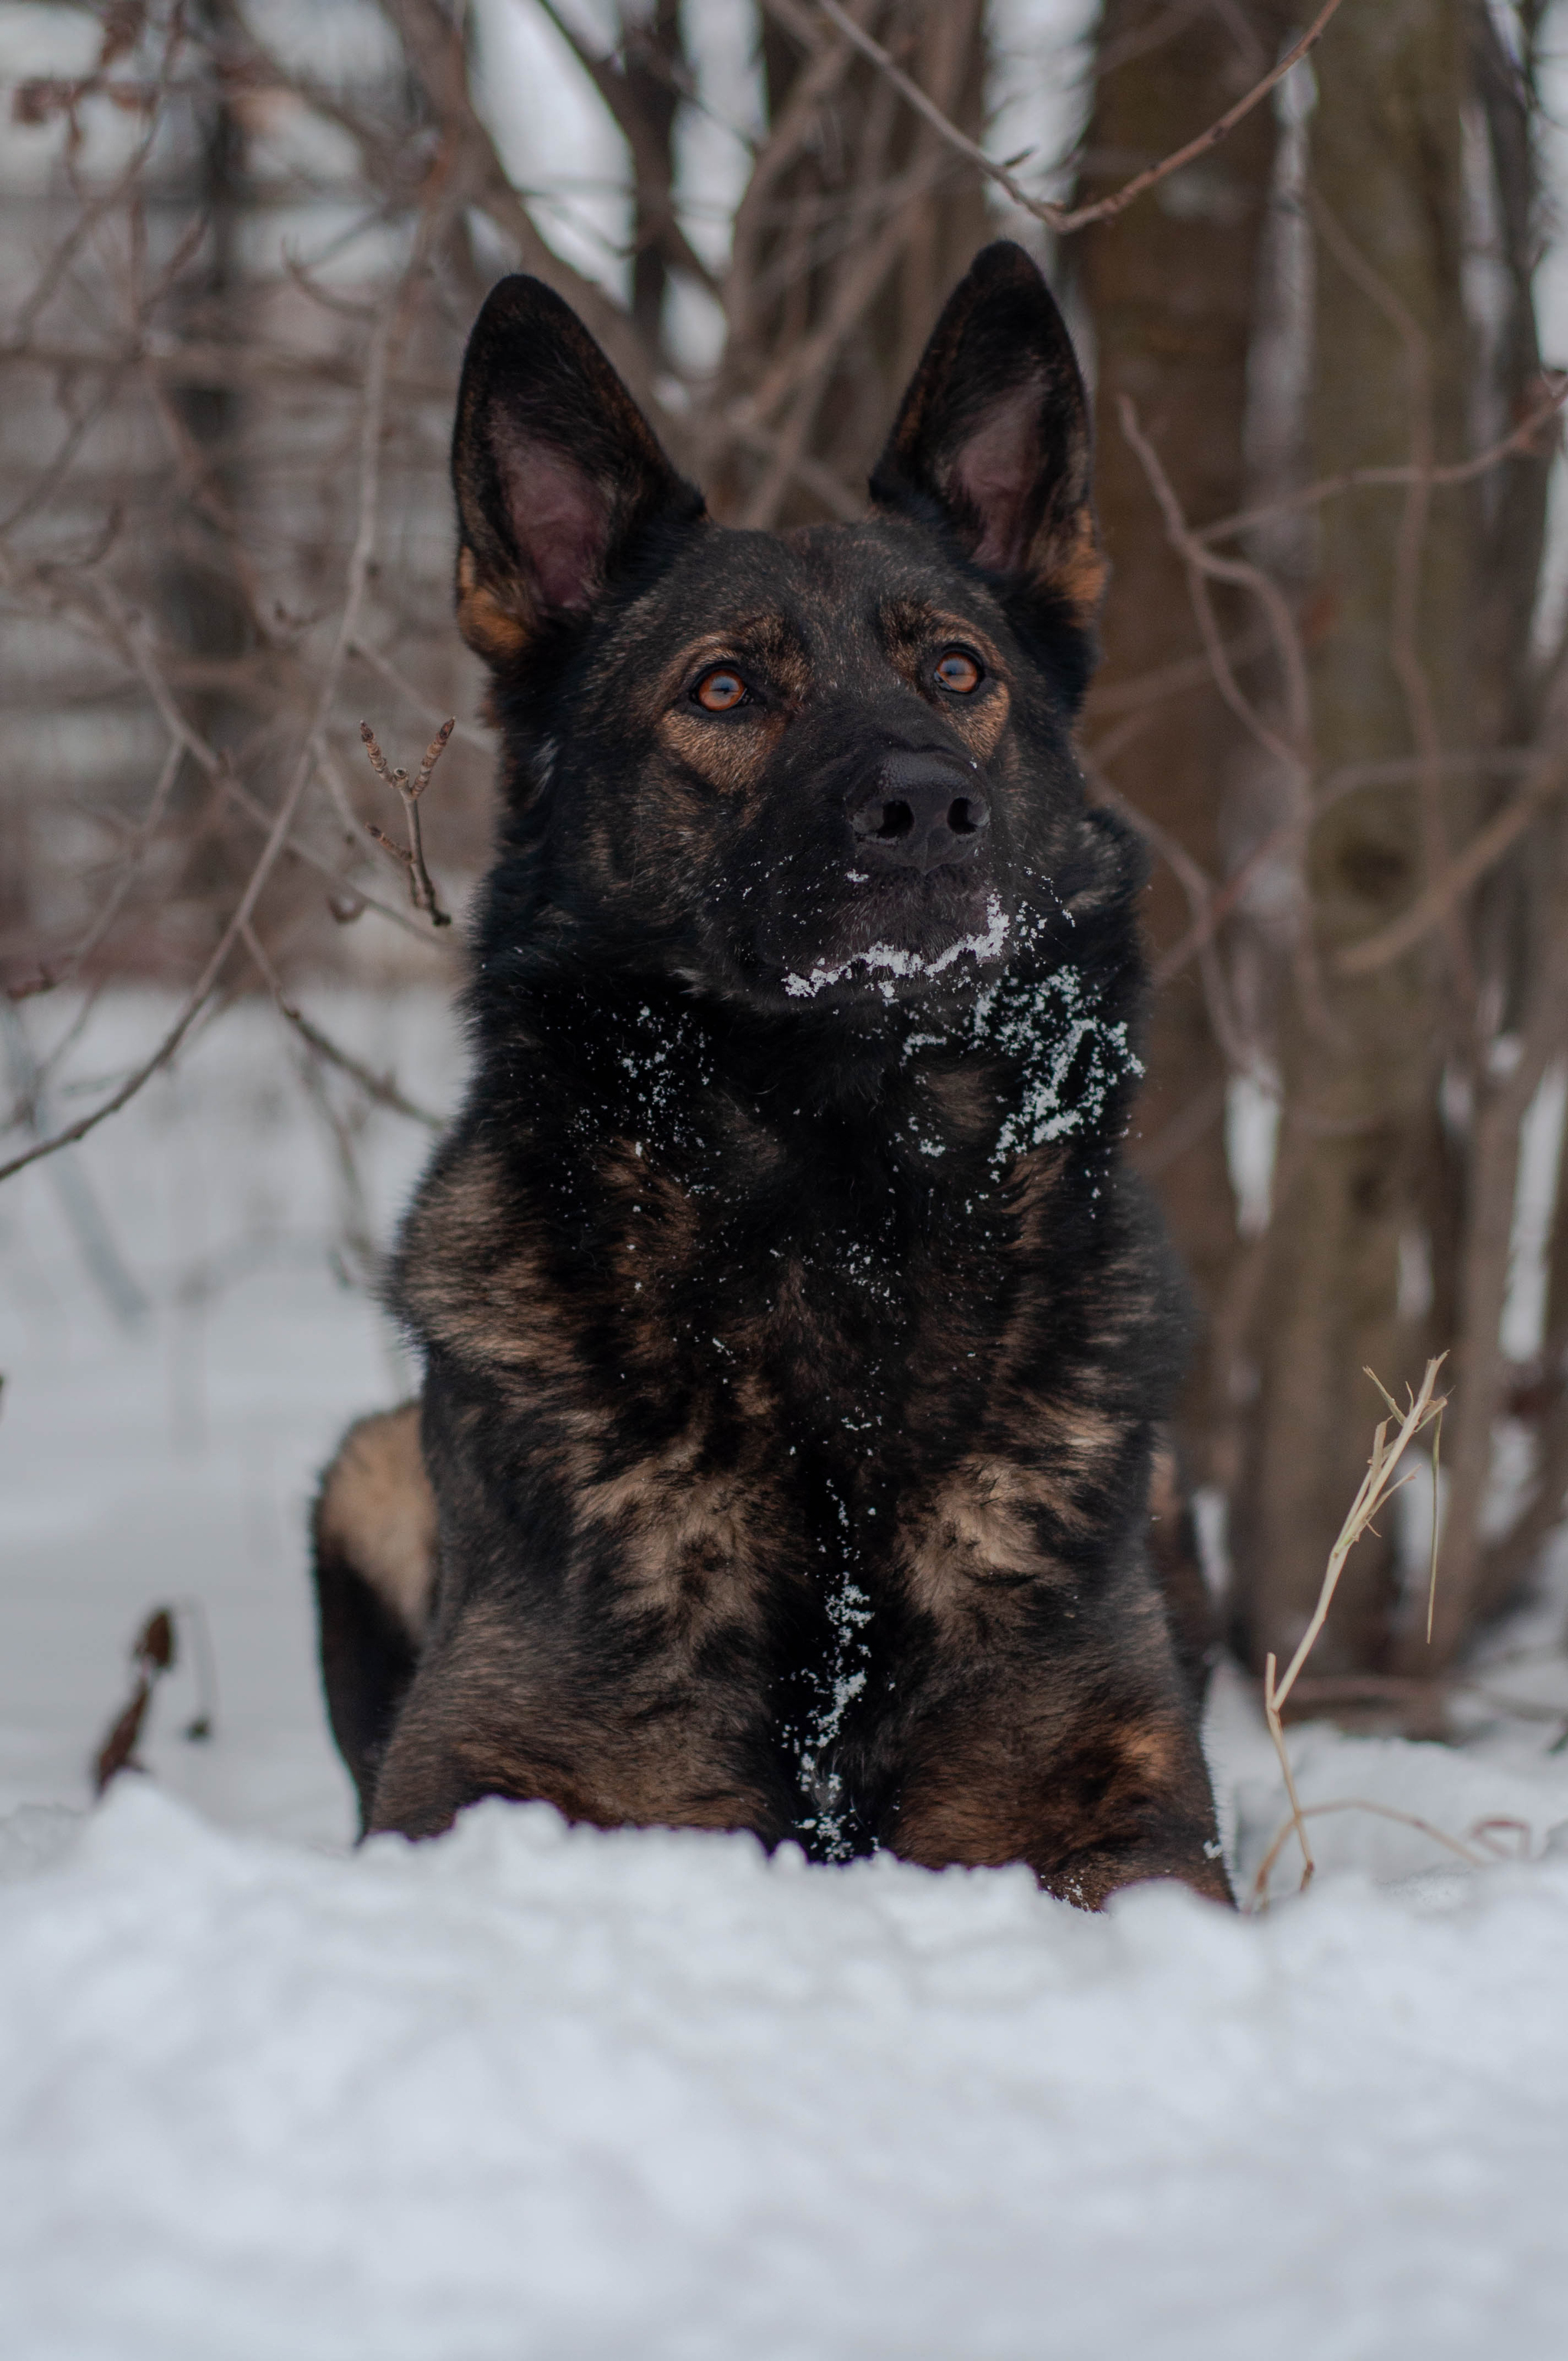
[1399,2,1560,1671]
[1232,0,1478,1677]
[160,0,255,942]
[1076,0,1289,1493]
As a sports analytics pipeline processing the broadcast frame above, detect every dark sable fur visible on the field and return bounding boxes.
[315,242,1230,1908]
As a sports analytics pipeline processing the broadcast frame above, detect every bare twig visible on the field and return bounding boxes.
[1193,377,1568,550]
[1115,392,1327,1030]
[348,638,493,749]
[1250,1797,1487,1908]
[7,739,183,1001]
[1084,623,1273,726]
[1083,756,1257,1076]
[241,922,444,1131]
[1116,397,1311,790]
[1,269,405,1188]
[1337,751,1568,975]
[1142,749,1544,992]
[360,718,454,927]
[92,1608,176,1794]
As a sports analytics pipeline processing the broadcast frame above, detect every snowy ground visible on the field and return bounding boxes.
[3,994,1568,2360]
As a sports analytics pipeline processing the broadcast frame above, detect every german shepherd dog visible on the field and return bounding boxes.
[313,241,1232,1909]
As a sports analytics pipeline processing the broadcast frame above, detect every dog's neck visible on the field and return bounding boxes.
[462,903,1145,1229]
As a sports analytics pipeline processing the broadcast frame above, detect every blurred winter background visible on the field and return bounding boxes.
[5,8,1568,2357]
[0,0,1107,1850]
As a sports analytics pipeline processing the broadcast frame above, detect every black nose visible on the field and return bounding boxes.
[849,752,990,872]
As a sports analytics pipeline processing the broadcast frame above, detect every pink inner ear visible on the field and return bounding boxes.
[947,383,1043,573]
[496,435,611,615]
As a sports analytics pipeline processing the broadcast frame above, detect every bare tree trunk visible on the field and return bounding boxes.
[158,0,255,947]
[1233,0,1477,1680]
[1398,0,1561,1670]
[1481,1035,1568,1623]
[1076,0,1288,1495]
[623,0,684,356]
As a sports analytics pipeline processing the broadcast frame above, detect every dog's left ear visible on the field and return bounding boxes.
[871,242,1104,632]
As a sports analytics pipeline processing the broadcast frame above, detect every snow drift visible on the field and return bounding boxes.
[4,1781,1568,2361]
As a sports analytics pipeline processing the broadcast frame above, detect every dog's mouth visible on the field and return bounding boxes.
[694,789,1016,1011]
[777,877,1012,1006]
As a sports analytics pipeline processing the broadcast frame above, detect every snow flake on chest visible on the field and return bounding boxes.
[587,998,716,1158]
[969,964,1142,1174]
[893,933,1143,1178]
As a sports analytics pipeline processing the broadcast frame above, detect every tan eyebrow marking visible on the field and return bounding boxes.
[655,616,812,710]
[877,599,1007,683]
[877,599,1011,761]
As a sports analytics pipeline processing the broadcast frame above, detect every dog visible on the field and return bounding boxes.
[312,240,1232,1909]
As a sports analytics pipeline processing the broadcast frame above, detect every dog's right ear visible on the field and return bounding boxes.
[452,276,704,668]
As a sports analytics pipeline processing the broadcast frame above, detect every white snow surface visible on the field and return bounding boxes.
[8,1782,1568,2361]
[5,992,1568,2360]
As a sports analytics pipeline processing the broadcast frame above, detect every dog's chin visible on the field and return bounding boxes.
[752,872,1014,1010]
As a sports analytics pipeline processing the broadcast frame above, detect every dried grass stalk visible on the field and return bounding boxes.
[1259,1356,1447,1899]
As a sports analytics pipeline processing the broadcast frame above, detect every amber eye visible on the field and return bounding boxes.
[694,666,748,713]
[934,648,982,694]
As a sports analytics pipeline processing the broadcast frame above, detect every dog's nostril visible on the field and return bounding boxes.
[849,769,989,865]
[856,799,915,841]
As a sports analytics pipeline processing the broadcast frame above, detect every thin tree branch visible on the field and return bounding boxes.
[1,266,405,1187]
[240,923,444,1130]
[1337,752,1568,976]
[813,0,1348,237]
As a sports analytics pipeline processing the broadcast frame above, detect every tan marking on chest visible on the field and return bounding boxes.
[901,1397,1125,1613]
[901,1457,1062,1610]
[579,1436,789,1640]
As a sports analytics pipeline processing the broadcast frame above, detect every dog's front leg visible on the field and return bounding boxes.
[887,1572,1233,1909]
[364,1583,786,1847]
[892,1705,1233,1909]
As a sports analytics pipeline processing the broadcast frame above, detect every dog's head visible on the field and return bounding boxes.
[453,241,1112,1012]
